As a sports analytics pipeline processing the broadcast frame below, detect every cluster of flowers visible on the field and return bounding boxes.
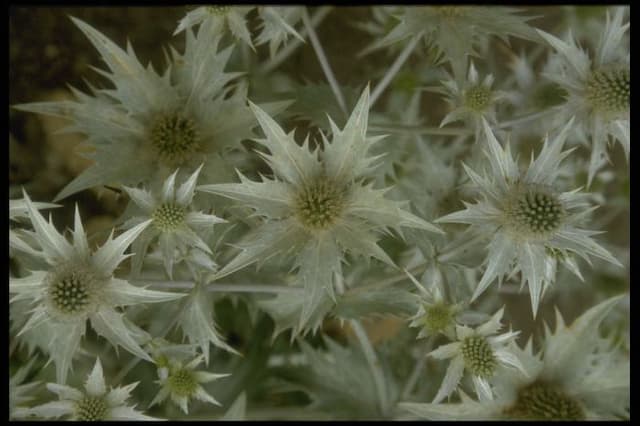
[9,6,628,420]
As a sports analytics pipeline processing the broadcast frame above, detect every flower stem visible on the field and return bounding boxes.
[370,34,421,108]
[436,233,485,264]
[349,319,390,417]
[258,6,332,74]
[301,7,347,116]
[369,123,472,136]
[136,279,302,294]
[401,357,426,399]
[497,108,556,129]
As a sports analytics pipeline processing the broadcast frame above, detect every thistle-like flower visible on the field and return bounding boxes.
[9,190,184,383]
[435,61,508,135]
[376,6,539,80]
[14,17,281,202]
[174,5,304,57]
[199,87,442,332]
[537,7,629,185]
[122,165,225,278]
[174,6,255,48]
[150,355,228,414]
[436,118,621,316]
[400,295,629,420]
[428,307,525,403]
[15,358,156,420]
[255,6,305,58]
[405,268,462,340]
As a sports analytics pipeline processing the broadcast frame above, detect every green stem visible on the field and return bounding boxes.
[350,320,390,417]
[401,357,425,399]
[370,34,421,108]
[302,7,347,116]
[136,279,301,294]
[400,340,432,399]
[436,233,485,264]
[369,123,471,136]
[497,109,555,129]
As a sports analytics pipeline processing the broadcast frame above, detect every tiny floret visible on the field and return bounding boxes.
[461,336,497,378]
[294,178,347,230]
[150,113,200,166]
[207,5,230,16]
[46,264,102,318]
[464,85,493,112]
[75,395,109,421]
[502,185,565,239]
[167,368,199,397]
[505,381,584,420]
[585,67,630,113]
[152,203,187,232]
[422,303,456,335]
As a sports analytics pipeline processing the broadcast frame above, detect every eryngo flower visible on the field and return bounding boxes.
[436,118,621,317]
[255,6,305,58]
[198,87,442,332]
[174,6,255,48]
[122,165,225,278]
[375,6,539,80]
[175,5,304,57]
[15,357,156,420]
[400,295,629,420]
[9,190,184,383]
[14,17,281,202]
[537,7,629,186]
[434,61,508,135]
[150,354,229,414]
[428,307,525,403]
[405,268,463,340]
